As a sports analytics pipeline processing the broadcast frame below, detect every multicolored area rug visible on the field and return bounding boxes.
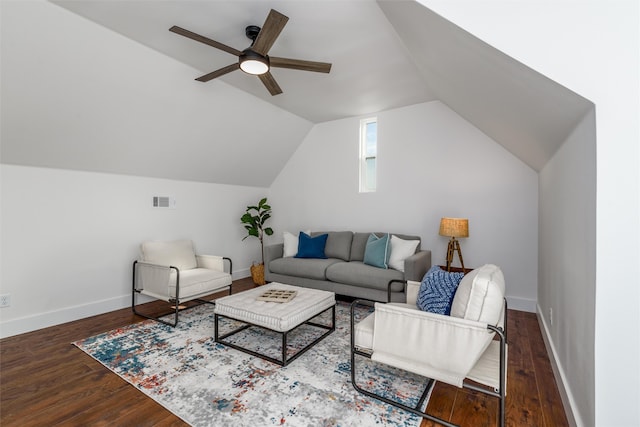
[73,302,430,426]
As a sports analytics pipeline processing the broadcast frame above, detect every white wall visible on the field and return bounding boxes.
[269,100,539,311]
[0,164,267,338]
[419,1,640,426]
[539,109,597,427]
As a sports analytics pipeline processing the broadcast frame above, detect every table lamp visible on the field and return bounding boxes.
[439,217,469,272]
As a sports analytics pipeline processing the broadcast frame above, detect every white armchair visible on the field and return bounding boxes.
[132,239,233,326]
[351,264,507,427]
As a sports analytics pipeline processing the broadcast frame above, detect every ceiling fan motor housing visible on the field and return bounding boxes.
[245,25,261,43]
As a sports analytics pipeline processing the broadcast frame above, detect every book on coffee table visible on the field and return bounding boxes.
[257,289,298,303]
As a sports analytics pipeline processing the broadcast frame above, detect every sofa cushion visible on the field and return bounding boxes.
[295,232,328,259]
[450,264,505,324]
[351,232,420,262]
[417,266,465,315]
[283,230,310,257]
[351,232,382,262]
[363,233,390,269]
[326,261,404,292]
[283,232,298,257]
[140,239,197,271]
[388,235,421,272]
[269,257,342,281]
[312,231,353,261]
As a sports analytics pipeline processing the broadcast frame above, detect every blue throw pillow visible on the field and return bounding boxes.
[295,232,328,259]
[417,266,465,315]
[363,233,390,269]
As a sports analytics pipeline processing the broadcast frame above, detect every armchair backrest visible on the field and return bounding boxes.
[407,264,505,326]
[450,264,505,324]
[140,240,197,270]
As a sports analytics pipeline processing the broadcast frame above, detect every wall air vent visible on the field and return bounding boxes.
[152,196,176,209]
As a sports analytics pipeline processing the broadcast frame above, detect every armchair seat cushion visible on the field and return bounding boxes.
[168,268,231,299]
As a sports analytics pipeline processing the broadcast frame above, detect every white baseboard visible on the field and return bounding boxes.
[234,268,251,280]
[0,294,131,339]
[506,295,536,312]
[0,270,252,339]
[536,304,582,427]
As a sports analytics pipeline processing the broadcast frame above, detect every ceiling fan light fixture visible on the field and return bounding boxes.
[170,9,331,96]
[239,49,269,75]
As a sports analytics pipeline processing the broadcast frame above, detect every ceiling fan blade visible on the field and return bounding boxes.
[258,72,283,96]
[170,25,241,57]
[195,63,240,82]
[270,57,332,74]
[252,9,289,55]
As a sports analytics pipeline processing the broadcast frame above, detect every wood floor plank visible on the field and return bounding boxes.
[505,367,545,426]
[1,278,570,426]
[526,314,570,427]
[3,369,129,426]
[420,382,458,426]
[450,389,498,427]
[505,311,529,370]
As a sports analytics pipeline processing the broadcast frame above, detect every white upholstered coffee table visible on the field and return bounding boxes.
[214,282,336,366]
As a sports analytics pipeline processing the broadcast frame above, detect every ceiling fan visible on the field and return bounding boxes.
[169,9,332,96]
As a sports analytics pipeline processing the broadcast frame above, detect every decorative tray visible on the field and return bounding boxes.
[256,289,298,303]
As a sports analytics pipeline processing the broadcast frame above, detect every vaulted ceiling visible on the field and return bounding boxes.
[1,0,593,186]
[49,0,439,123]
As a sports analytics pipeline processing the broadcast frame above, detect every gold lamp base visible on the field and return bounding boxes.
[445,237,465,272]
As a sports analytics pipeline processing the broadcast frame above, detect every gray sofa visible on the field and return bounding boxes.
[264,231,431,302]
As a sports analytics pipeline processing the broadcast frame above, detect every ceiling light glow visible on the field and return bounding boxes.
[240,50,269,75]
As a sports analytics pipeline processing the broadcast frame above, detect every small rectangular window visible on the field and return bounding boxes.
[359,117,377,193]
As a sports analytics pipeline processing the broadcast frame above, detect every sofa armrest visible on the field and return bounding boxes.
[264,243,284,273]
[404,250,431,282]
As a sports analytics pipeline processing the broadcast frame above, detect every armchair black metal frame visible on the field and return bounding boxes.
[350,280,508,427]
[132,257,233,327]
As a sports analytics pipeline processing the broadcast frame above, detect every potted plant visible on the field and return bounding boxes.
[241,197,273,285]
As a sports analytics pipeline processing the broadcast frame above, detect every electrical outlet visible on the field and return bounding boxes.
[549,307,553,326]
[0,294,10,308]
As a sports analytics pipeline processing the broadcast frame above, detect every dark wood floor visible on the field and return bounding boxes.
[0,278,568,426]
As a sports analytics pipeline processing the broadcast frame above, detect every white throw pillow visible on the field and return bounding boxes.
[388,235,420,272]
[283,230,310,257]
[450,264,505,324]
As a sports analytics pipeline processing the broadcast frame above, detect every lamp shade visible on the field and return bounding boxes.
[439,217,469,238]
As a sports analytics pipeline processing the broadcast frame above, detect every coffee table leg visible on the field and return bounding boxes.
[282,330,288,365]
[214,313,219,341]
[332,304,336,330]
